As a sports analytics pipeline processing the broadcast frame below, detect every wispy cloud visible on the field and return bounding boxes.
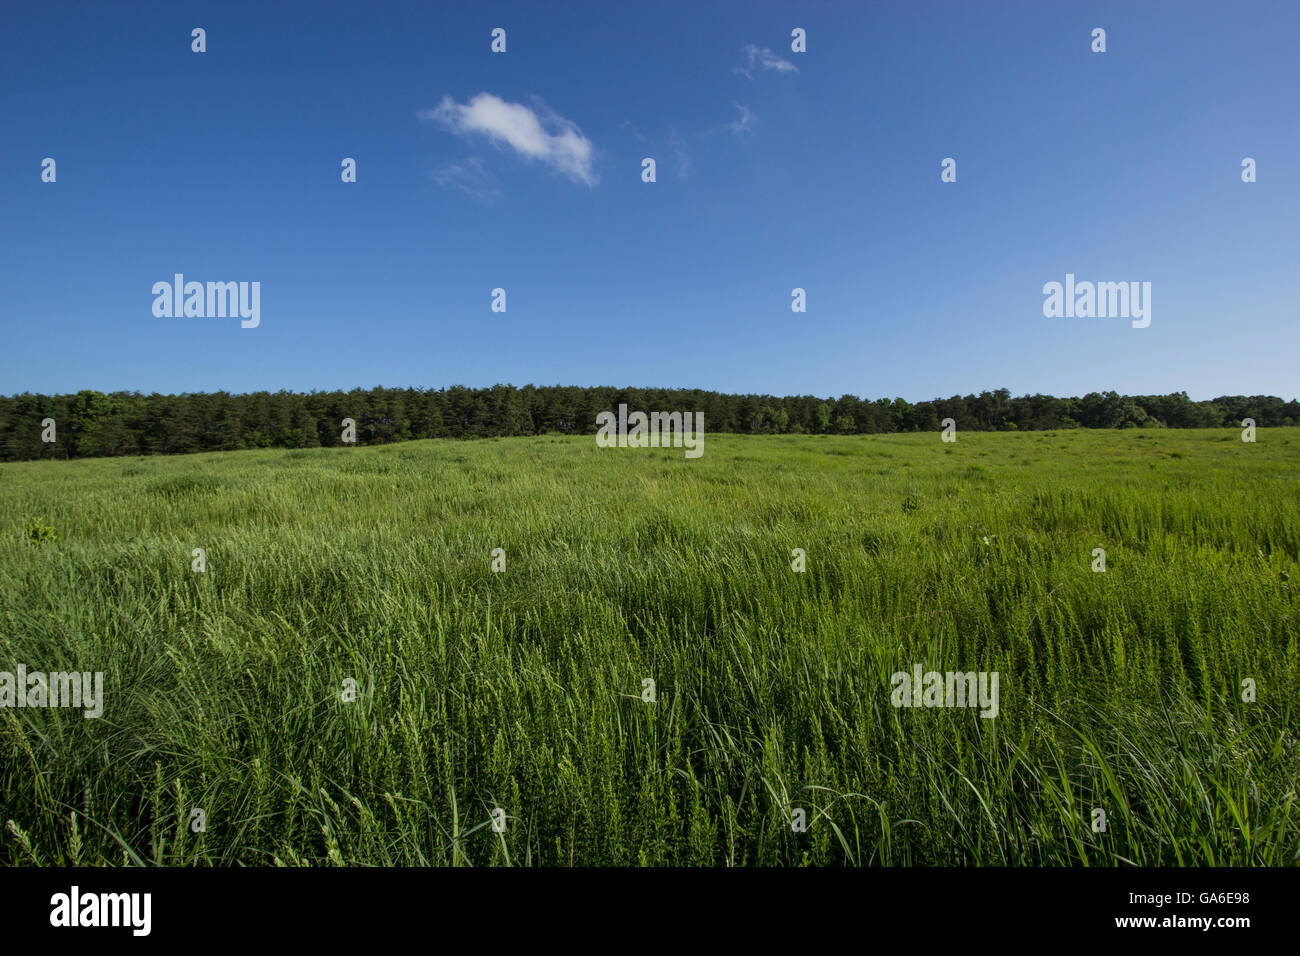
[668,129,692,177]
[618,119,647,143]
[430,156,501,202]
[420,92,597,186]
[734,44,798,79]
[623,120,691,178]
[724,103,756,135]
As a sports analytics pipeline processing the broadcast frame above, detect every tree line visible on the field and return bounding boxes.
[1,385,1295,461]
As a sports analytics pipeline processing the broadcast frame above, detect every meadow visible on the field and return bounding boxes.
[1,428,1297,866]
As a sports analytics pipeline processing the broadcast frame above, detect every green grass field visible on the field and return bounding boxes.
[1,428,1297,866]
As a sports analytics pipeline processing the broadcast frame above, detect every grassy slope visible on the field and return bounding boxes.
[1,428,1297,865]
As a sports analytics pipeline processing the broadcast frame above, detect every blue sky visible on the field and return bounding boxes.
[2,0,1296,401]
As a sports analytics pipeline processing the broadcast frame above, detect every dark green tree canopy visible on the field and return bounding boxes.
[1,386,1294,461]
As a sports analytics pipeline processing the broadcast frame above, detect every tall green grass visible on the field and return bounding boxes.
[1,428,1297,865]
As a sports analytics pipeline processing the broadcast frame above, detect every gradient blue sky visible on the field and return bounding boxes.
[2,0,1296,401]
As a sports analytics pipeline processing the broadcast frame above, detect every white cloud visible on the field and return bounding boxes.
[420,92,597,186]
[724,103,756,135]
[735,44,799,79]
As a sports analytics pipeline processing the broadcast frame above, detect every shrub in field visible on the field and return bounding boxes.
[24,517,57,546]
